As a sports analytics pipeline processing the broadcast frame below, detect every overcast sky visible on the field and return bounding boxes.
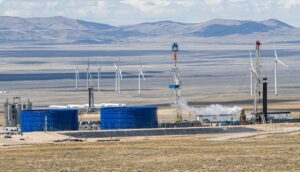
[0,0,299,27]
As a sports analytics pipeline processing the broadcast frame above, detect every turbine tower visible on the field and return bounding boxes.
[86,58,94,109]
[97,60,101,92]
[114,63,118,92]
[138,64,145,95]
[168,42,182,122]
[118,65,123,94]
[114,60,123,94]
[75,65,80,89]
[273,42,288,96]
[86,58,92,89]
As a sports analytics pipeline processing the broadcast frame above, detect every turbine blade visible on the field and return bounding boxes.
[273,42,288,67]
[249,51,254,69]
[251,68,259,77]
[140,70,145,80]
[277,59,288,67]
[119,69,123,80]
[114,63,118,70]
[273,42,279,60]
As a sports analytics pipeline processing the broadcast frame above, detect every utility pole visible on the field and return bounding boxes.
[169,42,182,122]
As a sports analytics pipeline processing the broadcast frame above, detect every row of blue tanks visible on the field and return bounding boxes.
[20,106,158,132]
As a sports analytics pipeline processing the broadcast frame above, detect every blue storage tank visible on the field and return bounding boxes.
[100,106,158,130]
[20,109,79,132]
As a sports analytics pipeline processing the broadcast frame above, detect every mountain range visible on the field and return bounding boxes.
[0,16,299,45]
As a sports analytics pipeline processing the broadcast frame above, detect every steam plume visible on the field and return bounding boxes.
[179,98,242,116]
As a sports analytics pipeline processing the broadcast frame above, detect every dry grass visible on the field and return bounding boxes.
[0,133,299,171]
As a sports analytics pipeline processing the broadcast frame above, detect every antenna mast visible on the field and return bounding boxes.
[169,42,182,122]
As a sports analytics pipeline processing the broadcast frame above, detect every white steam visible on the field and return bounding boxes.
[179,98,242,116]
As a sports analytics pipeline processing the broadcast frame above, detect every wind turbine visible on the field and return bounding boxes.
[86,58,93,89]
[138,64,145,95]
[249,51,258,96]
[114,61,123,93]
[97,60,101,92]
[75,66,80,89]
[118,65,123,94]
[114,63,118,93]
[273,42,288,96]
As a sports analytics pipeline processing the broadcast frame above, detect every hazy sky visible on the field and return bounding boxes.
[0,0,299,27]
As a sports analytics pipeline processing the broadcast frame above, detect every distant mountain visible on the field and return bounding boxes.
[259,19,294,29]
[0,16,113,30]
[0,16,298,44]
[188,19,294,37]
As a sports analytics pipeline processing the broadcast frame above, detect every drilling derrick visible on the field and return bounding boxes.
[253,41,264,123]
[169,42,182,122]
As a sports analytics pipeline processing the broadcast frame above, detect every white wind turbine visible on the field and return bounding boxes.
[97,61,101,92]
[114,63,118,92]
[138,64,145,95]
[249,51,258,96]
[273,42,288,96]
[118,65,123,94]
[114,62,123,93]
[86,58,92,88]
[75,65,80,89]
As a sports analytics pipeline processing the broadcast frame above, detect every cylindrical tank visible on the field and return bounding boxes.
[20,109,78,132]
[100,106,158,130]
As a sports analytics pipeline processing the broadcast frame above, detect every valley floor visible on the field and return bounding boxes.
[0,125,300,171]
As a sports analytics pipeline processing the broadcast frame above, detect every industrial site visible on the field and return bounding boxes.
[1,41,300,171]
[1,1,300,171]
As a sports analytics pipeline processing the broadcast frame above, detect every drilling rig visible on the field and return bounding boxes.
[168,43,182,122]
[253,41,266,123]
